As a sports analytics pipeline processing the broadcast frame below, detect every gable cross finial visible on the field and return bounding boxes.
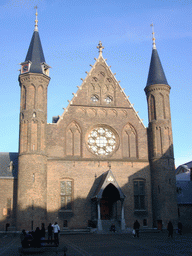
[34,5,38,31]
[150,23,156,49]
[97,41,104,56]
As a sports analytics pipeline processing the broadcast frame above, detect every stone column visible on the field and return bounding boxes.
[121,199,126,230]
[97,200,102,231]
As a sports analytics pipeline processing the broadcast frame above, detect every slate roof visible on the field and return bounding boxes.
[176,181,192,204]
[146,48,168,87]
[0,152,18,178]
[25,31,45,73]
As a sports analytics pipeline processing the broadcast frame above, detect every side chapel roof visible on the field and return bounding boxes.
[0,152,18,178]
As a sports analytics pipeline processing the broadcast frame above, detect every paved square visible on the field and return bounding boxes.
[0,231,192,256]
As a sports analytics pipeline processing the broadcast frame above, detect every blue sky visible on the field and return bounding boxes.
[0,0,191,167]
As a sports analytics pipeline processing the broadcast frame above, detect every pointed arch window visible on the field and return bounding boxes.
[22,86,26,110]
[28,84,35,109]
[60,179,73,211]
[66,122,81,157]
[134,179,145,210]
[149,95,156,121]
[37,85,44,110]
[122,124,137,158]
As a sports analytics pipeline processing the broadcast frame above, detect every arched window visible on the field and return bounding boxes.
[37,85,44,110]
[60,179,73,211]
[22,86,26,110]
[149,94,156,121]
[66,122,81,156]
[133,179,145,210]
[122,124,137,158]
[28,84,35,109]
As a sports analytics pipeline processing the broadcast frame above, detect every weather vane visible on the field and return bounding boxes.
[150,23,156,49]
[34,6,38,31]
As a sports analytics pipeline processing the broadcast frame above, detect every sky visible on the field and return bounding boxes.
[0,0,191,167]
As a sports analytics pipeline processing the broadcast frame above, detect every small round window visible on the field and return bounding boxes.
[105,96,113,104]
[88,127,116,156]
[91,95,99,103]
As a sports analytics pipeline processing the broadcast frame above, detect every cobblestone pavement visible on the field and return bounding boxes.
[0,231,192,256]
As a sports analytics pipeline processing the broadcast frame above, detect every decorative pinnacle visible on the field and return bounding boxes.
[97,41,104,56]
[150,23,156,49]
[34,6,38,31]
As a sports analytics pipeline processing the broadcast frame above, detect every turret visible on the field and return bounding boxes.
[17,8,50,230]
[145,25,178,228]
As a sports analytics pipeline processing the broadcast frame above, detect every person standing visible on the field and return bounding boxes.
[48,223,53,243]
[133,220,140,237]
[52,222,60,246]
[167,221,173,238]
[40,223,46,246]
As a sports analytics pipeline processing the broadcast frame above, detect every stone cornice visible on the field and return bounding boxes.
[144,84,171,94]
[19,73,51,84]
[47,157,149,163]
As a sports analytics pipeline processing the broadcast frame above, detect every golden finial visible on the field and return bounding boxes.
[97,41,104,56]
[150,23,156,49]
[34,6,38,31]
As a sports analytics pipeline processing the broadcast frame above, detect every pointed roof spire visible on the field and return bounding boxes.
[97,41,104,57]
[24,7,46,73]
[146,25,168,87]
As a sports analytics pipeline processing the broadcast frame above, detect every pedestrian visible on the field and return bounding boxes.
[178,221,182,235]
[133,220,140,237]
[52,222,60,246]
[167,221,173,238]
[40,223,45,246]
[34,227,41,247]
[48,223,53,243]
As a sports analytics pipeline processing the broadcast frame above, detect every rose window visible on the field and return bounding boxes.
[88,127,116,156]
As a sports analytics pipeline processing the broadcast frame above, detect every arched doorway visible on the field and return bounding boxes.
[100,183,120,220]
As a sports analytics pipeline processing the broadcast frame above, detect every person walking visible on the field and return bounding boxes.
[52,222,60,246]
[167,221,173,238]
[133,220,140,237]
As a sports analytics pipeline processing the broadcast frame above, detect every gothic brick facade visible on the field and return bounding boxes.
[0,20,178,231]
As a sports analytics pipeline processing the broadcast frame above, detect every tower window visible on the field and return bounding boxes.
[134,180,145,210]
[149,95,156,121]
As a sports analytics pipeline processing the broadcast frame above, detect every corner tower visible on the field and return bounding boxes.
[17,9,51,230]
[145,27,178,228]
